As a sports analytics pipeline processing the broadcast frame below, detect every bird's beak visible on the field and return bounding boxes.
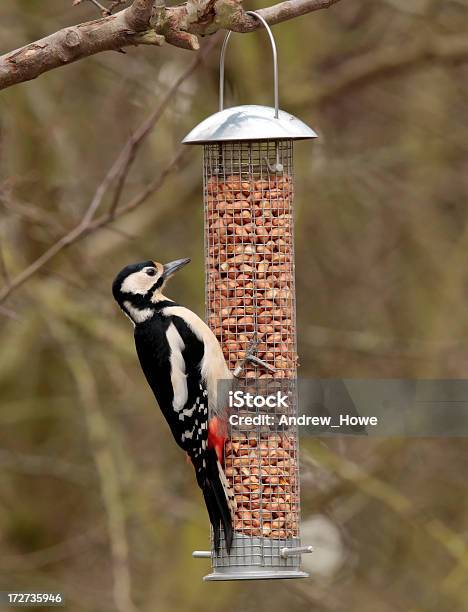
[162,258,191,280]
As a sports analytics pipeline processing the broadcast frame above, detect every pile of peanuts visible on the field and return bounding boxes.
[224,432,299,539]
[205,169,300,540]
[205,173,297,379]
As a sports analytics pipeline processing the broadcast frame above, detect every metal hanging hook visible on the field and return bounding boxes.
[219,11,279,118]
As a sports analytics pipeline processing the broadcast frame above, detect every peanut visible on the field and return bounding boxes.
[205,172,299,539]
[223,433,299,539]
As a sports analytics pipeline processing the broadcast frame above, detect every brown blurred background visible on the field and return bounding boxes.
[1,1,468,611]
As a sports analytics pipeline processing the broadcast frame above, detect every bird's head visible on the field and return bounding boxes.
[112,258,190,323]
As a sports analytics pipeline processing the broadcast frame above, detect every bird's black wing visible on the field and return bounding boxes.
[133,313,181,441]
[133,311,208,455]
[134,311,233,552]
[170,314,209,462]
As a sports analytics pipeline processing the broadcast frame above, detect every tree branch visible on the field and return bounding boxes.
[0,5,163,91]
[126,0,156,30]
[0,40,214,307]
[0,149,185,308]
[0,0,341,90]
[309,34,468,107]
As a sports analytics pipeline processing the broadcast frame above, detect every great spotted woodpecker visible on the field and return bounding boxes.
[112,258,234,552]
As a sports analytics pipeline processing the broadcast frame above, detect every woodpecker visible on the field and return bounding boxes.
[112,258,234,553]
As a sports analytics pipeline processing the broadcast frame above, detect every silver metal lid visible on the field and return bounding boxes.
[183,13,317,145]
[182,104,317,144]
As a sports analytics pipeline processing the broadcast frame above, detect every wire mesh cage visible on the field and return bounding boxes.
[205,141,303,579]
[204,140,295,379]
[183,12,317,580]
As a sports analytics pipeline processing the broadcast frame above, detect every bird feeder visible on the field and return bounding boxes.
[183,12,316,580]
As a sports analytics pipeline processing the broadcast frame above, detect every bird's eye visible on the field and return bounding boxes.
[145,268,157,277]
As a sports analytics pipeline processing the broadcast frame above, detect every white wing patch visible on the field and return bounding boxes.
[179,403,197,420]
[181,429,194,441]
[166,322,188,413]
[218,460,237,515]
[162,306,232,416]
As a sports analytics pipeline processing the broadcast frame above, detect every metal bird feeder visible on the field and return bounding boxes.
[183,12,316,580]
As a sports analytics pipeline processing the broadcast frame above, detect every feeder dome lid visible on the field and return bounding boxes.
[182,105,317,145]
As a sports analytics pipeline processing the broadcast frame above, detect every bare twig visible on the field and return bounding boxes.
[0,149,185,307]
[75,0,129,15]
[0,526,102,571]
[0,41,210,307]
[305,324,468,358]
[1,196,65,233]
[0,449,91,485]
[108,1,130,13]
[302,445,468,597]
[107,37,216,218]
[0,1,164,91]
[0,0,342,90]
[84,0,113,16]
[306,34,468,107]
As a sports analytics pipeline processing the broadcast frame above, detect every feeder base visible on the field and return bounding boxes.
[204,568,309,581]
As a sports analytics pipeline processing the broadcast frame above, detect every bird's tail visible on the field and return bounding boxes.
[194,447,235,554]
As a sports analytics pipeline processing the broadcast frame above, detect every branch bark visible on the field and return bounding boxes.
[127,0,155,30]
[0,0,341,90]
